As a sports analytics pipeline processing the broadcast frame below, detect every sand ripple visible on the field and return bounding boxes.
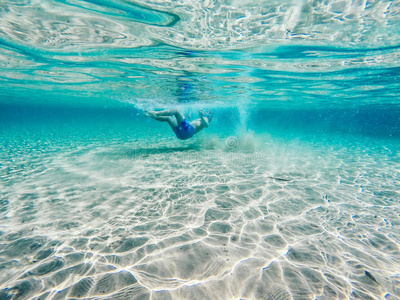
[0,135,399,299]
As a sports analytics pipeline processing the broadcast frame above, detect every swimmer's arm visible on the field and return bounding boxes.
[200,115,209,128]
[198,109,209,128]
[191,118,206,134]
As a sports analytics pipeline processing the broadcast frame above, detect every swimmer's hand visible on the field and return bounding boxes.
[199,109,209,116]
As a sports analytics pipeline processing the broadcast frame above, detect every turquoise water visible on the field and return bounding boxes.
[1,1,400,299]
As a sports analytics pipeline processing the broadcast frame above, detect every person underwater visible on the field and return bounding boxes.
[145,109,213,140]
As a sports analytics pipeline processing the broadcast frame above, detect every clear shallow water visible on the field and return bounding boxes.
[1,1,400,299]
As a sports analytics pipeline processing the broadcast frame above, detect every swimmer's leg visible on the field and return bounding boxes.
[147,115,177,130]
[146,109,184,125]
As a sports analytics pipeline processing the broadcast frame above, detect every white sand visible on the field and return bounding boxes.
[0,135,399,299]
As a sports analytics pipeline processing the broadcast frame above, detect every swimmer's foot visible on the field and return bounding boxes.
[145,111,157,118]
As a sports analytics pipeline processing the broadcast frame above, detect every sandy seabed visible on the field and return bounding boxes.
[0,135,399,300]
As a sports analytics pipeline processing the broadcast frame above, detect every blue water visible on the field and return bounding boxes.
[1,1,400,299]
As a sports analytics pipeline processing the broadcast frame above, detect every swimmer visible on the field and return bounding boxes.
[145,109,213,140]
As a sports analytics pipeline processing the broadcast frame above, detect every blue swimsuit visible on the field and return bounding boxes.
[174,119,195,140]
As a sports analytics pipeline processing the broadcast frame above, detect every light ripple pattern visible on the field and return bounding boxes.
[1,0,400,107]
[0,125,399,299]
